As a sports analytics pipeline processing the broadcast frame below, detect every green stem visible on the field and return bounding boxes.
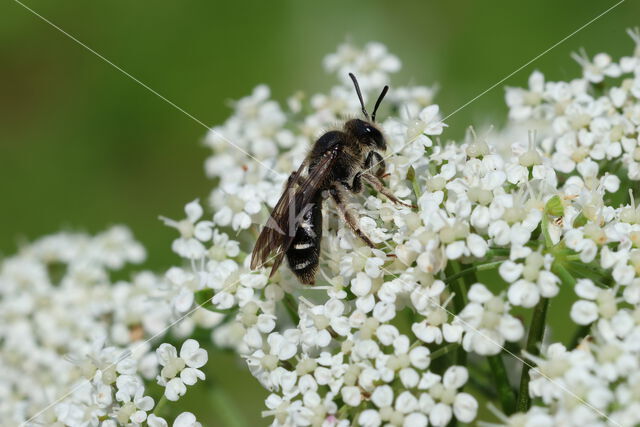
[488,354,516,415]
[566,261,611,287]
[283,293,300,325]
[541,214,553,248]
[443,260,505,284]
[552,262,577,287]
[429,343,459,361]
[466,362,497,398]
[406,166,422,198]
[446,261,468,366]
[210,383,247,427]
[516,297,549,412]
[153,395,168,416]
[447,261,468,308]
[487,247,511,256]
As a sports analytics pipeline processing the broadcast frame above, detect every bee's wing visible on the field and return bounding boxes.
[251,144,341,276]
[250,159,307,271]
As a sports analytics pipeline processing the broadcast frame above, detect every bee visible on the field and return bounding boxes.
[250,73,413,284]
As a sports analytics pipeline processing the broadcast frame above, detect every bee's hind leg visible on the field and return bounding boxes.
[330,185,376,248]
[361,172,416,208]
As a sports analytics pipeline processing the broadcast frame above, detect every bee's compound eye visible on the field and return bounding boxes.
[365,126,372,133]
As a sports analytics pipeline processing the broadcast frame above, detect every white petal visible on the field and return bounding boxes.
[180,367,205,386]
[376,324,399,346]
[507,280,540,308]
[373,301,395,322]
[173,288,194,313]
[571,300,599,325]
[498,316,525,342]
[395,391,418,413]
[164,378,186,401]
[498,261,523,283]
[467,283,492,303]
[403,412,428,427]
[358,409,382,427]
[131,410,148,423]
[409,346,430,370]
[351,273,372,297]
[180,339,208,368]
[442,324,464,343]
[147,415,169,427]
[232,211,252,230]
[341,386,362,407]
[371,385,394,408]
[194,221,213,241]
[430,402,452,427]
[453,392,478,423]
[185,200,203,223]
[174,412,200,427]
[537,271,559,298]
[443,366,468,389]
[575,278,598,299]
[445,241,466,260]
[466,234,488,257]
[136,395,154,411]
[278,342,297,360]
[156,343,178,366]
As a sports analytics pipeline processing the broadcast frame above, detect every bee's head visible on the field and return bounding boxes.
[346,119,386,150]
[347,73,389,151]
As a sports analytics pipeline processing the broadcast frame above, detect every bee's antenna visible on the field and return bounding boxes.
[348,73,369,120]
[371,85,389,123]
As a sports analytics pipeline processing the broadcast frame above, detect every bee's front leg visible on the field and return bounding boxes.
[364,151,387,180]
[362,172,416,208]
[330,185,376,248]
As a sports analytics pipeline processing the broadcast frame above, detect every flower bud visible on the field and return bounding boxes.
[545,195,564,216]
[466,140,489,158]
[519,149,542,167]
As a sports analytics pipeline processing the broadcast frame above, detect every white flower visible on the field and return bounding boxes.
[506,70,546,120]
[147,414,169,427]
[10,37,640,427]
[174,412,202,427]
[406,105,447,145]
[501,253,559,308]
[570,278,618,325]
[324,41,400,92]
[161,199,213,259]
[156,340,208,401]
[114,375,154,424]
[458,283,524,355]
[572,51,621,83]
[358,409,382,427]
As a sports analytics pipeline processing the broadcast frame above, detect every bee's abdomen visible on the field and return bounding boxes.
[286,196,323,285]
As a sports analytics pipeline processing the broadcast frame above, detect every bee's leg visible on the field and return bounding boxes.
[364,151,387,180]
[341,172,363,193]
[361,172,416,208]
[330,185,376,248]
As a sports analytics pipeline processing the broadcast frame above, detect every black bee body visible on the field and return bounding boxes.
[285,125,384,283]
[285,192,323,284]
[251,74,413,285]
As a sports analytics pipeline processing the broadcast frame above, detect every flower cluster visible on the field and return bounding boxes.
[0,227,205,426]
[150,35,636,426]
[505,28,640,183]
[4,32,640,427]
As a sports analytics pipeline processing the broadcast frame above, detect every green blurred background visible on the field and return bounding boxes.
[1,0,639,425]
